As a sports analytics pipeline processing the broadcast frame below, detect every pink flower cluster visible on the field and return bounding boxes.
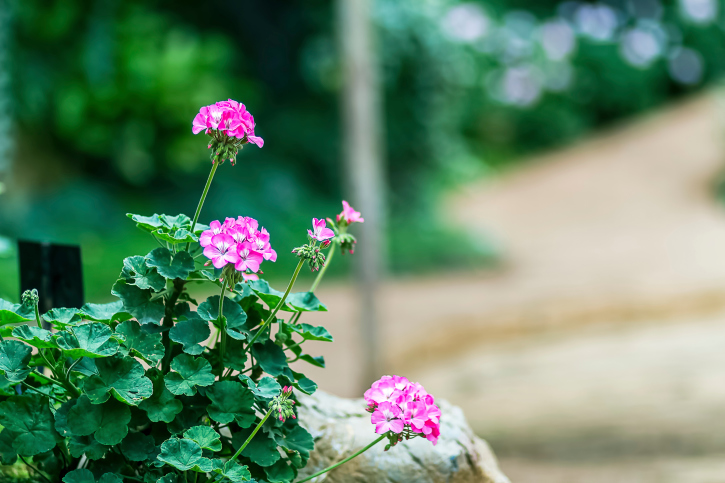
[200,217,276,277]
[364,375,441,445]
[308,218,335,242]
[192,99,264,148]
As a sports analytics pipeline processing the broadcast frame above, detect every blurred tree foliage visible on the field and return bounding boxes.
[1,0,724,301]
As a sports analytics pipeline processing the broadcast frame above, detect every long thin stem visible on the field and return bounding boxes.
[309,240,337,292]
[295,435,386,483]
[243,259,305,353]
[230,409,273,462]
[21,382,63,403]
[186,161,220,251]
[33,303,42,329]
[218,279,229,362]
[19,456,53,483]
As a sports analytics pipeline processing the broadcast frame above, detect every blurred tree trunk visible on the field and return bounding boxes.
[337,0,386,389]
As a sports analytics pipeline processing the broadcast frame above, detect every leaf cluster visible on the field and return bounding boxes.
[0,213,331,483]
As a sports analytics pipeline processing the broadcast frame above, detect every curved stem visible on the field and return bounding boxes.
[243,259,305,353]
[309,240,336,292]
[295,435,386,483]
[230,409,273,462]
[21,381,63,403]
[33,303,42,329]
[218,279,229,363]
[19,456,53,483]
[186,161,220,251]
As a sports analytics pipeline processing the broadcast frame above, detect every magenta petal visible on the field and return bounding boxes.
[247,135,264,147]
[212,257,228,269]
[389,419,405,434]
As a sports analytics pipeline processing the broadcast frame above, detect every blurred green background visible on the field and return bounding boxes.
[1,0,723,302]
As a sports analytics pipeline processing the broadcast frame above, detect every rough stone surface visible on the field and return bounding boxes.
[296,390,510,483]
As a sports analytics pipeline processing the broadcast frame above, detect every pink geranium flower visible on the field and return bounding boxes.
[371,401,404,434]
[235,242,264,273]
[200,220,225,247]
[337,200,364,225]
[203,234,240,268]
[308,218,335,242]
[404,401,429,432]
[191,99,264,149]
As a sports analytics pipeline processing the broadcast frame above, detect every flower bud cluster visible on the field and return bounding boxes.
[200,216,276,283]
[21,289,39,308]
[270,386,296,422]
[192,99,264,165]
[291,244,327,272]
[364,375,441,447]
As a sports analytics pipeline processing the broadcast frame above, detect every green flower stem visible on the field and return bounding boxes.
[161,279,186,373]
[218,279,229,362]
[33,303,42,329]
[230,408,273,462]
[21,381,63,403]
[186,161,220,251]
[243,258,305,353]
[19,456,53,483]
[309,240,337,292]
[295,434,386,483]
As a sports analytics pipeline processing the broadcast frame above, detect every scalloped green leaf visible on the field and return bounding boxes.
[55,323,120,358]
[223,339,248,371]
[154,227,197,244]
[281,425,314,457]
[54,399,77,437]
[66,396,130,446]
[0,429,18,465]
[111,279,165,325]
[247,280,295,312]
[122,255,166,291]
[232,426,280,467]
[289,323,333,342]
[286,291,328,312]
[12,325,56,349]
[82,355,152,405]
[164,354,215,396]
[79,301,130,323]
[213,460,251,482]
[157,437,209,471]
[0,394,59,456]
[68,435,108,460]
[122,432,156,461]
[140,369,183,423]
[0,298,33,325]
[169,318,210,355]
[127,213,165,232]
[146,247,195,280]
[43,307,82,327]
[265,459,295,483]
[116,320,165,364]
[63,469,96,483]
[198,295,249,341]
[0,340,32,382]
[205,381,255,425]
[239,375,281,402]
[184,426,222,452]
[252,339,294,379]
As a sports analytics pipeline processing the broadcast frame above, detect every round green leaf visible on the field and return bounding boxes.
[0,298,33,325]
[122,432,156,461]
[68,435,108,460]
[67,396,130,446]
[111,279,165,325]
[232,426,280,467]
[205,381,255,425]
[146,247,195,280]
[42,307,83,327]
[252,340,293,379]
[213,460,252,483]
[157,437,207,471]
[285,291,328,312]
[289,323,333,342]
[122,255,166,291]
[139,373,183,423]
[169,318,210,355]
[239,375,281,402]
[55,323,120,359]
[82,355,153,405]
[12,325,56,349]
[0,340,32,382]
[164,354,215,396]
[265,459,295,483]
[198,295,249,340]
[281,425,315,457]
[116,320,165,364]
[79,301,130,323]
[247,280,296,312]
[184,426,222,452]
[63,469,95,483]
[0,394,59,456]
[0,429,18,465]
[54,399,77,437]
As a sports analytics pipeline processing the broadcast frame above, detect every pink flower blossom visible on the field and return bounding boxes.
[337,200,364,225]
[200,220,225,247]
[191,99,264,148]
[364,375,441,446]
[371,402,404,434]
[308,218,335,242]
[235,243,264,273]
[203,234,240,269]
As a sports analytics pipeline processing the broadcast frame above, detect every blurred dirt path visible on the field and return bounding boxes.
[303,91,725,400]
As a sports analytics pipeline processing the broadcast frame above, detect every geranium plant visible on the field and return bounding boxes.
[0,100,439,483]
